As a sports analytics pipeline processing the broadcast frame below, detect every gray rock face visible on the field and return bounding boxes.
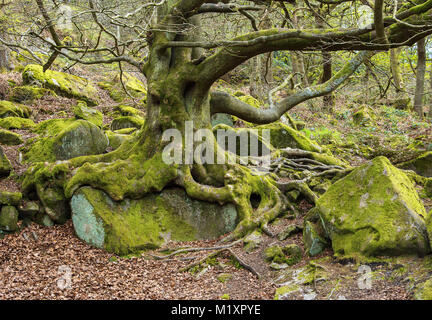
[71,186,238,255]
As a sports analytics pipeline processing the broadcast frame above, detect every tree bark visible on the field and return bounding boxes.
[414,38,426,118]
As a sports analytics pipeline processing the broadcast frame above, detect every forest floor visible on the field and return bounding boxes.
[0,71,431,300]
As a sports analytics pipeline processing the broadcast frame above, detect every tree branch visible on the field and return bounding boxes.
[210,51,372,124]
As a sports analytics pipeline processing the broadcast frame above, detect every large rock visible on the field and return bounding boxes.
[22,64,99,106]
[315,156,430,258]
[110,116,144,131]
[71,187,238,255]
[399,152,432,177]
[23,119,108,163]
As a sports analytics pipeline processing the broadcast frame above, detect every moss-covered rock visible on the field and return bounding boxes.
[110,116,144,131]
[0,117,35,130]
[0,146,12,177]
[0,191,22,206]
[112,104,145,118]
[414,278,432,300]
[353,106,376,126]
[105,130,133,150]
[264,244,302,266]
[243,230,262,252]
[316,156,430,258]
[256,122,323,153]
[22,64,99,106]
[278,224,303,241]
[0,100,31,118]
[113,72,147,99]
[0,206,19,232]
[0,129,23,145]
[23,119,108,163]
[303,221,328,256]
[10,85,55,103]
[398,152,432,178]
[73,101,103,127]
[217,273,233,283]
[71,186,238,255]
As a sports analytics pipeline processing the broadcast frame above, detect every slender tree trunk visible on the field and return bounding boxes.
[414,38,426,118]
[390,48,405,95]
[322,51,334,112]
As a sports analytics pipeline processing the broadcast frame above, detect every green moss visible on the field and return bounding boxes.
[274,284,301,300]
[256,122,324,153]
[0,100,31,118]
[353,105,376,126]
[317,156,430,258]
[112,104,145,118]
[0,147,12,177]
[22,119,108,163]
[22,64,99,106]
[221,294,230,300]
[414,278,432,300]
[71,187,199,255]
[0,191,22,206]
[0,206,19,232]
[264,244,302,265]
[105,130,133,150]
[10,85,55,103]
[217,273,233,283]
[73,101,103,127]
[0,129,23,145]
[111,116,145,131]
[0,117,35,130]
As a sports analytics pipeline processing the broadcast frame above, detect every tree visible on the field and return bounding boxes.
[414,37,426,117]
[8,0,432,240]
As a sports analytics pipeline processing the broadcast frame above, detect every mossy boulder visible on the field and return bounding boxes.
[0,191,22,206]
[264,244,302,266]
[10,85,55,103]
[0,129,23,145]
[414,278,432,300]
[105,130,133,150]
[0,100,31,118]
[303,221,328,256]
[110,116,144,131]
[73,101,103,127]
[243,230,262,252]
[113,72,147,99]
[0,146,12,177]
[278,224,302,241]
[353,106,376,126]
[0,117,35,130]
[398,152,432,178]
[22,64,99,106]
[112,104,145,118]
[316,156,430,258]
[23,119,108,163]
[256,122,323,153]
[390,97,412,111]
[71,186,238,255]
[0,206,19,232]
